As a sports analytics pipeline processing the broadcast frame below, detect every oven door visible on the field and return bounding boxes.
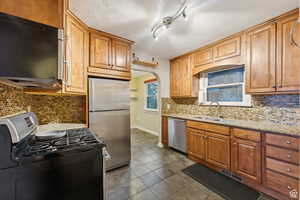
[3,148,105,200]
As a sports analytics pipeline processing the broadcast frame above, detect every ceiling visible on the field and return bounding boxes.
[70,0,298,59]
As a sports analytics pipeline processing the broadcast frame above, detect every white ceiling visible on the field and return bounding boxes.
[70,0,298,59]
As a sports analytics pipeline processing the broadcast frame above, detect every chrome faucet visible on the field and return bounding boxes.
[209,100,221,118]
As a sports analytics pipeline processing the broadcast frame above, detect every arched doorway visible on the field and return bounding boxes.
[130,69,162,147]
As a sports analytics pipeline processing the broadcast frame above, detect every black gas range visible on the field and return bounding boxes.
[0,112,108,200]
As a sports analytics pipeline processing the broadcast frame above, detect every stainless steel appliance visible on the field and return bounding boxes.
[168,118,187,153]
[89,78,131,171]
[0,112,107,200]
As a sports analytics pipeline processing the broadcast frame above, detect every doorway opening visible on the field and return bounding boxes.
[130,69,161,146]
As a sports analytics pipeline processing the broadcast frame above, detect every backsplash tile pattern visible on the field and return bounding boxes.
[0,84,85,124]
[162,95,300,125]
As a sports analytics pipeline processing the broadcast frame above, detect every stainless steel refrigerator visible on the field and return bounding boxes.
[89,78,131,171]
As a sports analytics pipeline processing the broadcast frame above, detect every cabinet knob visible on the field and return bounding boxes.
[286,140,291,144]
[287,154,291,158]
[287,185,292,190]
[286,168,291,172]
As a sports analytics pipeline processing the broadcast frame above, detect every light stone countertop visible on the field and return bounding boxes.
[37,123,87,133]
[163,114,300,137]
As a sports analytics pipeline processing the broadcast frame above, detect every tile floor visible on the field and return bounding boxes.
[106,129,275,200]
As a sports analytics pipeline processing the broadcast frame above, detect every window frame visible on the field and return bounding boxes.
[199,66,252,107]
[144,80,159,112]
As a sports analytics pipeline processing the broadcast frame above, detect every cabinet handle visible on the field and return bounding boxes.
[287,185,292,190]
[233,142,237,145]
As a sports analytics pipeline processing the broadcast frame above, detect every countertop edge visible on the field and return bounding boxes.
[162,114,299,137]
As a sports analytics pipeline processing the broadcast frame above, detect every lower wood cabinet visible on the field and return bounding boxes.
[187,127,230,170]
[161,116,168,146]
[231,138,262,184]
[187,128,206,160]
[206,132,230,170]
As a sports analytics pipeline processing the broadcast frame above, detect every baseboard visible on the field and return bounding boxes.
[132,126,159,136]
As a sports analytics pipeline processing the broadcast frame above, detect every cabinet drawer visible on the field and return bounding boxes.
[266,145,299,164]
[266,170,299,198]
[187,121,230,135]
[266,158,299,179]
[232,128,261,142]
[266,133,299,150]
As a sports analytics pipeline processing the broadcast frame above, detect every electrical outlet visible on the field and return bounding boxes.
[167,104,171,110]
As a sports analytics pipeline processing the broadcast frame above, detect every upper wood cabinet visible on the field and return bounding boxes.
[0,0,63,28]
[246,23,277,93]
[90,33,111,69]
[111,40,131,72]
[170,55,199,98]
[276,13,300,92]
[64,13,88,94]
[193,48,213,68]
[213,36,241,62]
[246,11,300,94]
[88,30,133,80]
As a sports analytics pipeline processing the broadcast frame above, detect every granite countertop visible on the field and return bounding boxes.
[37,123,87,133]
[163,114,300,136]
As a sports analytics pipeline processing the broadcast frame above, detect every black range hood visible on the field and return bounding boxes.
[0,12,62,90]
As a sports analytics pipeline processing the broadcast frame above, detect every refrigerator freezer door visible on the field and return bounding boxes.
[89,110,131,170]
[89,78,130,111]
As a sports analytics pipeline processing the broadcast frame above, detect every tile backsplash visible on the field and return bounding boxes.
[162,95,300,125]
[0,84,85,124]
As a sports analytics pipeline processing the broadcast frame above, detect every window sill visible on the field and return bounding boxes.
[144,108,159,112]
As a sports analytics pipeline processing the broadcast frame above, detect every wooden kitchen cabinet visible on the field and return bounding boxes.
[213,36,241,62]
[161,116,168,146]
[64,12,88,94]
[90,33,111,69]
[206,132,230,170]
[111,40,131,72]
[231,138,262,184]
[276,12,300,92]
[193,48,214,68]
[0,0,63,28]
[170,55,199,98]
[246,23,277,94]
[88,30,133,80]
[187,128,206,161]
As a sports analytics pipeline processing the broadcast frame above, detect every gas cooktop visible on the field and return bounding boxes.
[14,128,105,161]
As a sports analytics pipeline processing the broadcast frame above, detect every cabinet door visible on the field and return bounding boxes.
[180,55,192,97]
[162,116,168,146]
[170,59,181,97]
[65,14,88,94]
[111,40,131,72]
[206,132,230,169]
[231,138,262,184]
[187,128,206,160]
[90,33,111,69]
[193,48,213,68]
[276,13,300,92]
[246,23,276,93]
[0,0,63,28]
[213,36,241,61]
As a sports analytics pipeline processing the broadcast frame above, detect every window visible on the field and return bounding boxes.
[199,66,251,106]
[144,80,158,111]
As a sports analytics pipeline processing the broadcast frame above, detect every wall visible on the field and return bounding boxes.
[0,83,85,124]
[130,73,160,135]
[132,48,170,98]
[162,95,300,126]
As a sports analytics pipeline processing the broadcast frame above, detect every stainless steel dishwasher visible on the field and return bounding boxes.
[168,118,187,153]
